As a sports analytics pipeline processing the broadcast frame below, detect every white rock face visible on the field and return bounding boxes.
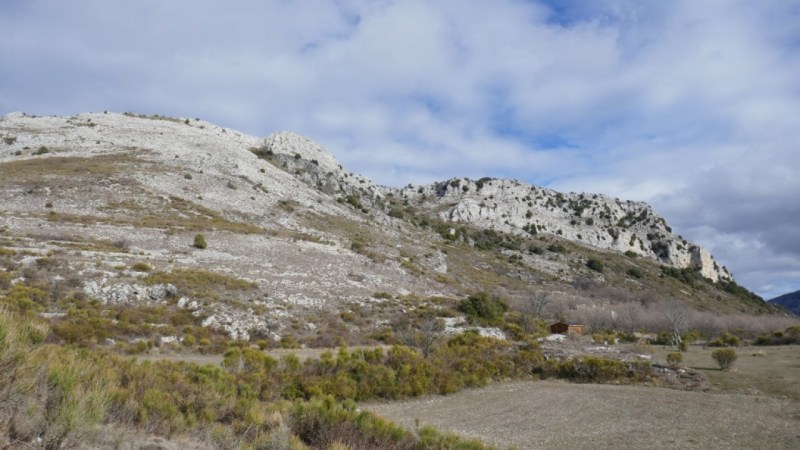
[83,280,177,305]
[396,177,732,282]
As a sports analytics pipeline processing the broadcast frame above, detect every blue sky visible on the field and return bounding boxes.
[1,0,799,299]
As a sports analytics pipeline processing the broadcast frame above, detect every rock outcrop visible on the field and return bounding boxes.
[395,177,732,282]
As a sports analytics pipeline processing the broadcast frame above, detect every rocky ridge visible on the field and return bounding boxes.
[398,178,731,282]
[0,111,758,343]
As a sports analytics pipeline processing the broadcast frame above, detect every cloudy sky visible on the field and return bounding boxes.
[1,1,798,299]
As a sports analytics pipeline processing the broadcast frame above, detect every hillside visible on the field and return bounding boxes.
[770,290,800,315]
[0,112,780,348]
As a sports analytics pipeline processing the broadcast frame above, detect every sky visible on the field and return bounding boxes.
[1,0,798,299]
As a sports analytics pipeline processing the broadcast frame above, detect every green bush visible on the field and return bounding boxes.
[345,195,362,209]
[586,258,604,272]
[557,356,641,382]
[457,292,508,325]
[711,348,737,370]
[708,332,740,348]
[387,208,404,219]
[627,267,643,279]
[723,333,740,347]
[193,234,207,249]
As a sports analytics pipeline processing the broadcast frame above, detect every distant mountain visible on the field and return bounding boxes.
[770,291,800,315]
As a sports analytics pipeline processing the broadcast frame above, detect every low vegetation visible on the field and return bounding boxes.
[1,287,660,448]
[457,292,508,326]
[755,326,800,345]
[144,268,257,300]
[193,233,208,249]
[711,348,737,370]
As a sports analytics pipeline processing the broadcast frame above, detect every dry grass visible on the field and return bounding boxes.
[0,153,147,180]
[652,344,800,401]
[45,202,263,234]
[144,268,257,300]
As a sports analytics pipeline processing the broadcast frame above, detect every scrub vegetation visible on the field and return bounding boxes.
[1,293,656,448]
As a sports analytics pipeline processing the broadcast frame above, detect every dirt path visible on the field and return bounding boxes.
[366,380,800,449]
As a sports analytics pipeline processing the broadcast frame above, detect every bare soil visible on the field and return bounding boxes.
[366,380,800,449]
[367,345,800,449]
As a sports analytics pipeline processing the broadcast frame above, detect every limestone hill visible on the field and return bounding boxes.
[0,112,779,346]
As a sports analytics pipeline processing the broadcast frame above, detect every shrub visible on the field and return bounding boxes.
[345,195,362,209]
[711,348,737,370]
[387,208,404,219]
[131,262,151,272]
[709,332,740,347]
[457,292,508,325]
[666,352,682,368]
[754,326,800,345]
[723,333,740,347]
[35,146,49,155]
[586,258,604,272]
[627,268,643,279]
[557,356,640,382]
[193,234,207,249]
[280,335,300,349]
[529,245,544,255]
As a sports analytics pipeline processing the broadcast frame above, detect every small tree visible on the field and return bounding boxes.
[193,234,207,249]
[711,348,737,370]
[405,317,445,357]
[458,292,508,325]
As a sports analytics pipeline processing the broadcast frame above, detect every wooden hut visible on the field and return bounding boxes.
[549,322,584,335]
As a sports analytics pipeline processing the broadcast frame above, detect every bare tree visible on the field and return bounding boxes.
[662,302,689,348]
[616,302,642,334]
[401,318,445,357]
[570,306,613,333]
[528,291,551,317]
[690,312,722,344]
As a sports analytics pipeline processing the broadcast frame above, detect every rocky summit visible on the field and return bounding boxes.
[0,112,771,343]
